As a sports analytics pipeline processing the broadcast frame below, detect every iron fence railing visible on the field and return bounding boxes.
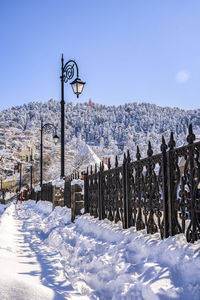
[84,124,200,243]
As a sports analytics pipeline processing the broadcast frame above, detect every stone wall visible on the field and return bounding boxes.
[31,180,85,223]
[53,186,65,209]
[71,180,84,222]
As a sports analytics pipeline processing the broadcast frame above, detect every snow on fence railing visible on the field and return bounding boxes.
[84,124,200,243]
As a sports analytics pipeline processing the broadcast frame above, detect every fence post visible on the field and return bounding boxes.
[161,136,169,238]
[84,168,89,213]
[50,184,53,203]
[48,183,51,202]
[135,146,145,231]
[43,184,46,201]
[98,163,103,220]
[186,124,198,243]
[167,132,179,236]
[52,185,55,208]
[122,154,127,228]
[37,191,40,202]
[93,164,98,218]
[40,185,43,201]
[122,152,131,229]
[64,177,71,208]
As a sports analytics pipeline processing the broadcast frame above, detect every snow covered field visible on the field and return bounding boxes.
[0,200,200,299]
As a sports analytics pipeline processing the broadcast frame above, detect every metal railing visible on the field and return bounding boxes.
[84,124,200,243]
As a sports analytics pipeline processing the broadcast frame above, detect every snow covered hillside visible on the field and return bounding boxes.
[1,99,200,180]
[0,200,199,300]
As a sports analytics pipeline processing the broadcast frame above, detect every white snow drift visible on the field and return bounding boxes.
[0,200,200,299]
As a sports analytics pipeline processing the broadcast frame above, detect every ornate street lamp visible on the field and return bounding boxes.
[19,162,22,192]
[40,120,59,188]
[60,55,85,178]
[30,149,34,195]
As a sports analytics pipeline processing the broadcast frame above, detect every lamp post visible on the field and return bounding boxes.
[30,149,33,194]
[19,162,22,192]
[60,54,85,178]
[40,120,59,188]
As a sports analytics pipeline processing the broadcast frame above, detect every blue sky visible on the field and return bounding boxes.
[1,0,200,110]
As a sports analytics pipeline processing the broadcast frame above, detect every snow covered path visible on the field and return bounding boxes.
[0,203,88,300]
[0,200,200,299]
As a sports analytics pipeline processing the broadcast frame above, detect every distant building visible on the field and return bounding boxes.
[74,143,108,172]
[1,172,19,191]
[21,145,35,162]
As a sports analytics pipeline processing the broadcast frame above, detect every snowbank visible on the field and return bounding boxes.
[71,179,84,187]
[15,200,200,300]
[0,204,6,215]
[34,179,65,192]
[51,178,65,188]
[5,191,15,200]
[0,202,11,216]
[34,185,41,192]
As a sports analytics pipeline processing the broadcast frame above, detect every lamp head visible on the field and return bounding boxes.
[70,77,86,98]
[53,134,59,145]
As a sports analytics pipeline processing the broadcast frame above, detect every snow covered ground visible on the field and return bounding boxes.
[0,200,200,300]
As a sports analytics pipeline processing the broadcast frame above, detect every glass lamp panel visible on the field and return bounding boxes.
[71,78,85,96]
[77,82,84,94]
[71,82,78,94]
[53,135,59,145]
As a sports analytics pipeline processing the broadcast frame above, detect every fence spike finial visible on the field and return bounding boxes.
[147,141,153,157]
[108,157,111,169]
[123,152,127,164]
[168,132,176,150]
[90,165,93,175]
[161,136,167,152]
[127,150,131,163]
[136,146,141,160]
[187,124,195,145]
[95,163,97,173]
[87,167,89,175]
[115,155,118,168]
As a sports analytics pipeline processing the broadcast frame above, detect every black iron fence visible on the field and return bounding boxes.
[31,183,52,202]
[31,182,59,203]
[64,171,85,208]
[41,183,54,202]
[64,177,72,208]
[84,125,200,243]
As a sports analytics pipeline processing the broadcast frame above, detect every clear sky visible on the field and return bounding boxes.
[1,0,200,111]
